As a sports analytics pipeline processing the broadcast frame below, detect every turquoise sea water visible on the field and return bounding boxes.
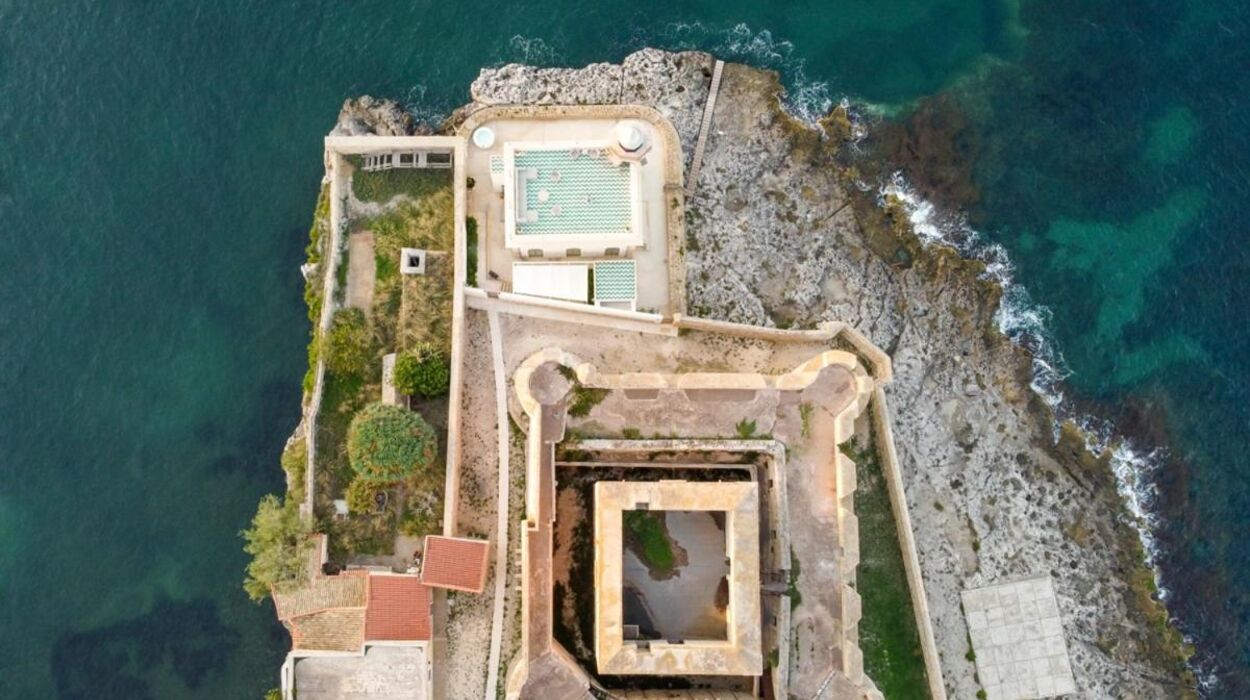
[0,0,1246,697]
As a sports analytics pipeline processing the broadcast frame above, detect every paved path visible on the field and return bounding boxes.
[346,232,375,310]
[482,310,510,700]
[684,59,725,196]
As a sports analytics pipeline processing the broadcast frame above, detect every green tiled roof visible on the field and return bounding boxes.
[489,155,504,173]
[514,148,632,236]
[593,260,637,302]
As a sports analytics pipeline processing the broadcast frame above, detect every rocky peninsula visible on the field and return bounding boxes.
[309,48,1192,698]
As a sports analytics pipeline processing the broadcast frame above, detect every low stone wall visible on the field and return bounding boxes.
[443,138,470,536]
[464,287,675,337]
[300,151,350,518]
[671,314,841,342]
[576,348,870,396]
[837,324,893,383]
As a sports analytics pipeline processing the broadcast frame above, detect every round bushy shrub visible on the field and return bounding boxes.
[347,402,437,484]
[393,343,450,398]
[325,308,373,377]
[345,477,386,513]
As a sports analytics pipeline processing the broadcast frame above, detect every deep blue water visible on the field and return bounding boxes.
[0,0,1245,697]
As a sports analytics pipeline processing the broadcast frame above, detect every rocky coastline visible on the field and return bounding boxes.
[331,48,1193,698]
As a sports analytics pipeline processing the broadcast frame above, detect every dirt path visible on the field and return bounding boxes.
[483,310,509,700]
[346,232,375,310]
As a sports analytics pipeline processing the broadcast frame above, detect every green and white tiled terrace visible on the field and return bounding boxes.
[514,149,633,236]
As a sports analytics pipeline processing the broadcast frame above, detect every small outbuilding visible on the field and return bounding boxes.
[420,535,491,593]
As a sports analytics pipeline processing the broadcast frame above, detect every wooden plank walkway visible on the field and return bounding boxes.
[685,59,725,196]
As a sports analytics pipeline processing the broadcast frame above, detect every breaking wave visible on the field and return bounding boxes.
[400,84,449,128]
[659,22,834,123]
[503,35,563,65]
[879,174,1176,596]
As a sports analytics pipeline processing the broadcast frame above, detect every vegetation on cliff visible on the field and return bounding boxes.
[241,495,312,601]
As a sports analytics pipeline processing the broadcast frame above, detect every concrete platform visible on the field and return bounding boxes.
[961,575,1076,700]
[294,645,430,699]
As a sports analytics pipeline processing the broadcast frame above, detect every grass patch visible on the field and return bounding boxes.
[787,549,802,609]
[356,178,454,356]
[466,216,479,287]
[307,184,330,265]
[351,167,450,205]
[554,365,608,418]
[799,402,814,438]
[568,385,608,418]
[844,426,931,700]
[281,438,307,502]
[623,510,675,575]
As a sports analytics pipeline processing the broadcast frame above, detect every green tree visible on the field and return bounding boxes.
[241,495,311,602]
[324,307,373,376]
[347,403,437,484]
[264,689,282,700]
[345,476,386,513]
[393,343,451,397]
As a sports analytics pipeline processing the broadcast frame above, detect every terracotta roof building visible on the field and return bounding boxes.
[366,573,432,642]
[275,571,431,652]
[421,535,491,593]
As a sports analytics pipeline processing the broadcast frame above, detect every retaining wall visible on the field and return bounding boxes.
[300,151,350,518]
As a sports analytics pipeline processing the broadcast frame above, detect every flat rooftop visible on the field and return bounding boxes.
[962,575,1076,700]
[294,645,429,700]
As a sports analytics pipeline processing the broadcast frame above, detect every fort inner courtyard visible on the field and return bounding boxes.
[621,508,731,642]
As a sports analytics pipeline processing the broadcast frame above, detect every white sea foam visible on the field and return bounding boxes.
[401,84,448,127]
[660,22,834,123]
[504,35,562,65]
[879,175,1173,587]
[879,177,1224,685]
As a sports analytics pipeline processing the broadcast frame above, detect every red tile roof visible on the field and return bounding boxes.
[421,536,491,593]
[365,574,432,642]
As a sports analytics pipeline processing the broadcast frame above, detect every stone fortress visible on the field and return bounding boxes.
[270,47,1159,700]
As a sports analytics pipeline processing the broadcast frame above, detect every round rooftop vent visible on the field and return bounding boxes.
[617,124,644,152]
[472,126,496,149]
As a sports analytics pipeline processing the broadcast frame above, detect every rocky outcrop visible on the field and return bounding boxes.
[465,48,713,160]
[330,95,415,136]
[464,50,1192,698]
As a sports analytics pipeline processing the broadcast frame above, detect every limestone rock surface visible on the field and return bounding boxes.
[331,95,415,136]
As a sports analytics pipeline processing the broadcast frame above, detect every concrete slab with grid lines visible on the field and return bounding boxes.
[962,575,1077,700]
